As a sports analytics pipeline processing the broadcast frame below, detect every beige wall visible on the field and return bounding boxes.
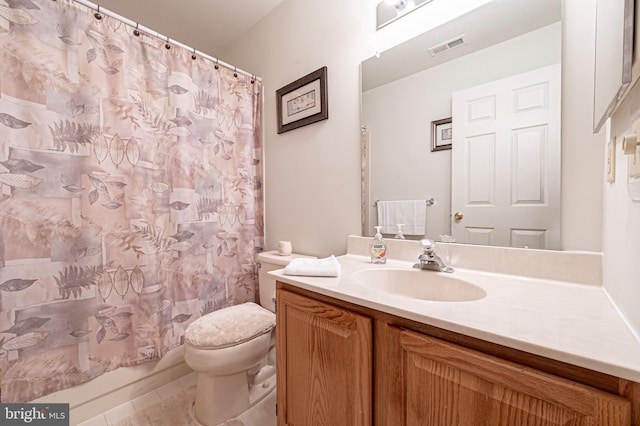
[221,0,363,257]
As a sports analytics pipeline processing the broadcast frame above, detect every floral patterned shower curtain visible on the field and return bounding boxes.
[0,0,264,402]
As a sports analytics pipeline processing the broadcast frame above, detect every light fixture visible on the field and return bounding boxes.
[384,0,408,10]
[376,0,433,30]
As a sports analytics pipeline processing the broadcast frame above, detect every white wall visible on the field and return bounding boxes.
[607,73,640,336]
[221,0,363,257]
[604,0,640,317]
[363,23,561,240]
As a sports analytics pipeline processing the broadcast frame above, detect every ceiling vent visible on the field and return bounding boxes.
[428,35,466,56]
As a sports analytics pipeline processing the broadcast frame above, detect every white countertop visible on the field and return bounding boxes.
[271,253,640,382]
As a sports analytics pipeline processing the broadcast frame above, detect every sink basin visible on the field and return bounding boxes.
[351,268,486,302]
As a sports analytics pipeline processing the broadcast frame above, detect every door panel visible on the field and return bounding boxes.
[276,289,372,426]
[399,329,631,426]
[452,64,561,249]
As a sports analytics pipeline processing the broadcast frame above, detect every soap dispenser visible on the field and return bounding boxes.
[369,226,387,264]
[394,224,405,239]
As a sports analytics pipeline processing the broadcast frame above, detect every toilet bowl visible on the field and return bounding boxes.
[184,250,312,426]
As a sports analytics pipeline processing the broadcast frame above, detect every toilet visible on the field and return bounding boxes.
[184,250,311,426]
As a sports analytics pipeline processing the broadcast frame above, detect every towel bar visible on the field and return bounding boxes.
[374,198,434,207]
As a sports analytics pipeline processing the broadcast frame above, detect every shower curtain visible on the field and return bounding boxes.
[0,0,263,402]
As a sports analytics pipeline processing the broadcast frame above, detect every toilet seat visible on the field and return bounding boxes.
[185,302,275,349]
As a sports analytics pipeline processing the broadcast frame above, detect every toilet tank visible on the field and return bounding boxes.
[256,250,315,312]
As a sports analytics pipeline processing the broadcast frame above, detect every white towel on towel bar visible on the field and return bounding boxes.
[377,200,426,235]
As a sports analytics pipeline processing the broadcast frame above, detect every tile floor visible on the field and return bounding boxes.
[76,372,276,426]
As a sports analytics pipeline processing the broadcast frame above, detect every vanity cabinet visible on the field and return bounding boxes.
[384,327,630,425]
[277,282,639,426]
[276,288,372,426]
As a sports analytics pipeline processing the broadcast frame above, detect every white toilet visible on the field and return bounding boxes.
[184,250,310,426]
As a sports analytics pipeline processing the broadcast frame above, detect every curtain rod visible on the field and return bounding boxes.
[72,0,262,82]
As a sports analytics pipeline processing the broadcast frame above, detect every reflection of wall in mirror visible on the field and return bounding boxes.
[362,23,560,239]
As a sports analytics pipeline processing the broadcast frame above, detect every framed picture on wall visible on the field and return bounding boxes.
[276,66,328,133]
[431,117,452,152]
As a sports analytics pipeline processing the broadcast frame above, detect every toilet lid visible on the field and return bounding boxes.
[185,302,276,349]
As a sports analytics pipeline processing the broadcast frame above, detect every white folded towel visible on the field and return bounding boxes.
[284,255,341,277]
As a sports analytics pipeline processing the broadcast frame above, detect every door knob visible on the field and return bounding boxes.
[454,212,463,221]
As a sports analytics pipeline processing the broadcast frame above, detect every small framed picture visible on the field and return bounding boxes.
[431,117,452,152]
[276,66,328,134]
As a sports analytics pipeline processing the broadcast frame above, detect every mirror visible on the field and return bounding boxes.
[361,0,562,249]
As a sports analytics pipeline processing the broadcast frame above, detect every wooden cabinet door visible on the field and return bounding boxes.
[276,288,373,426]
[393,328,630,426]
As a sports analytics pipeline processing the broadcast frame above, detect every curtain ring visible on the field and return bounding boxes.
[251,75,255,84]
[133,22,140,37]
[192,48,197,60]
[94,5,102,20]
[215,59,219,70]
[233,67,238,78]
[165,36,171,50]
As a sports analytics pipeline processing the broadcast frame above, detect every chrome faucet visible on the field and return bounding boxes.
[413,239,454,273]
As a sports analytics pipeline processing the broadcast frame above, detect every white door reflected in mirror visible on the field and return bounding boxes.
[451,64,561,250]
